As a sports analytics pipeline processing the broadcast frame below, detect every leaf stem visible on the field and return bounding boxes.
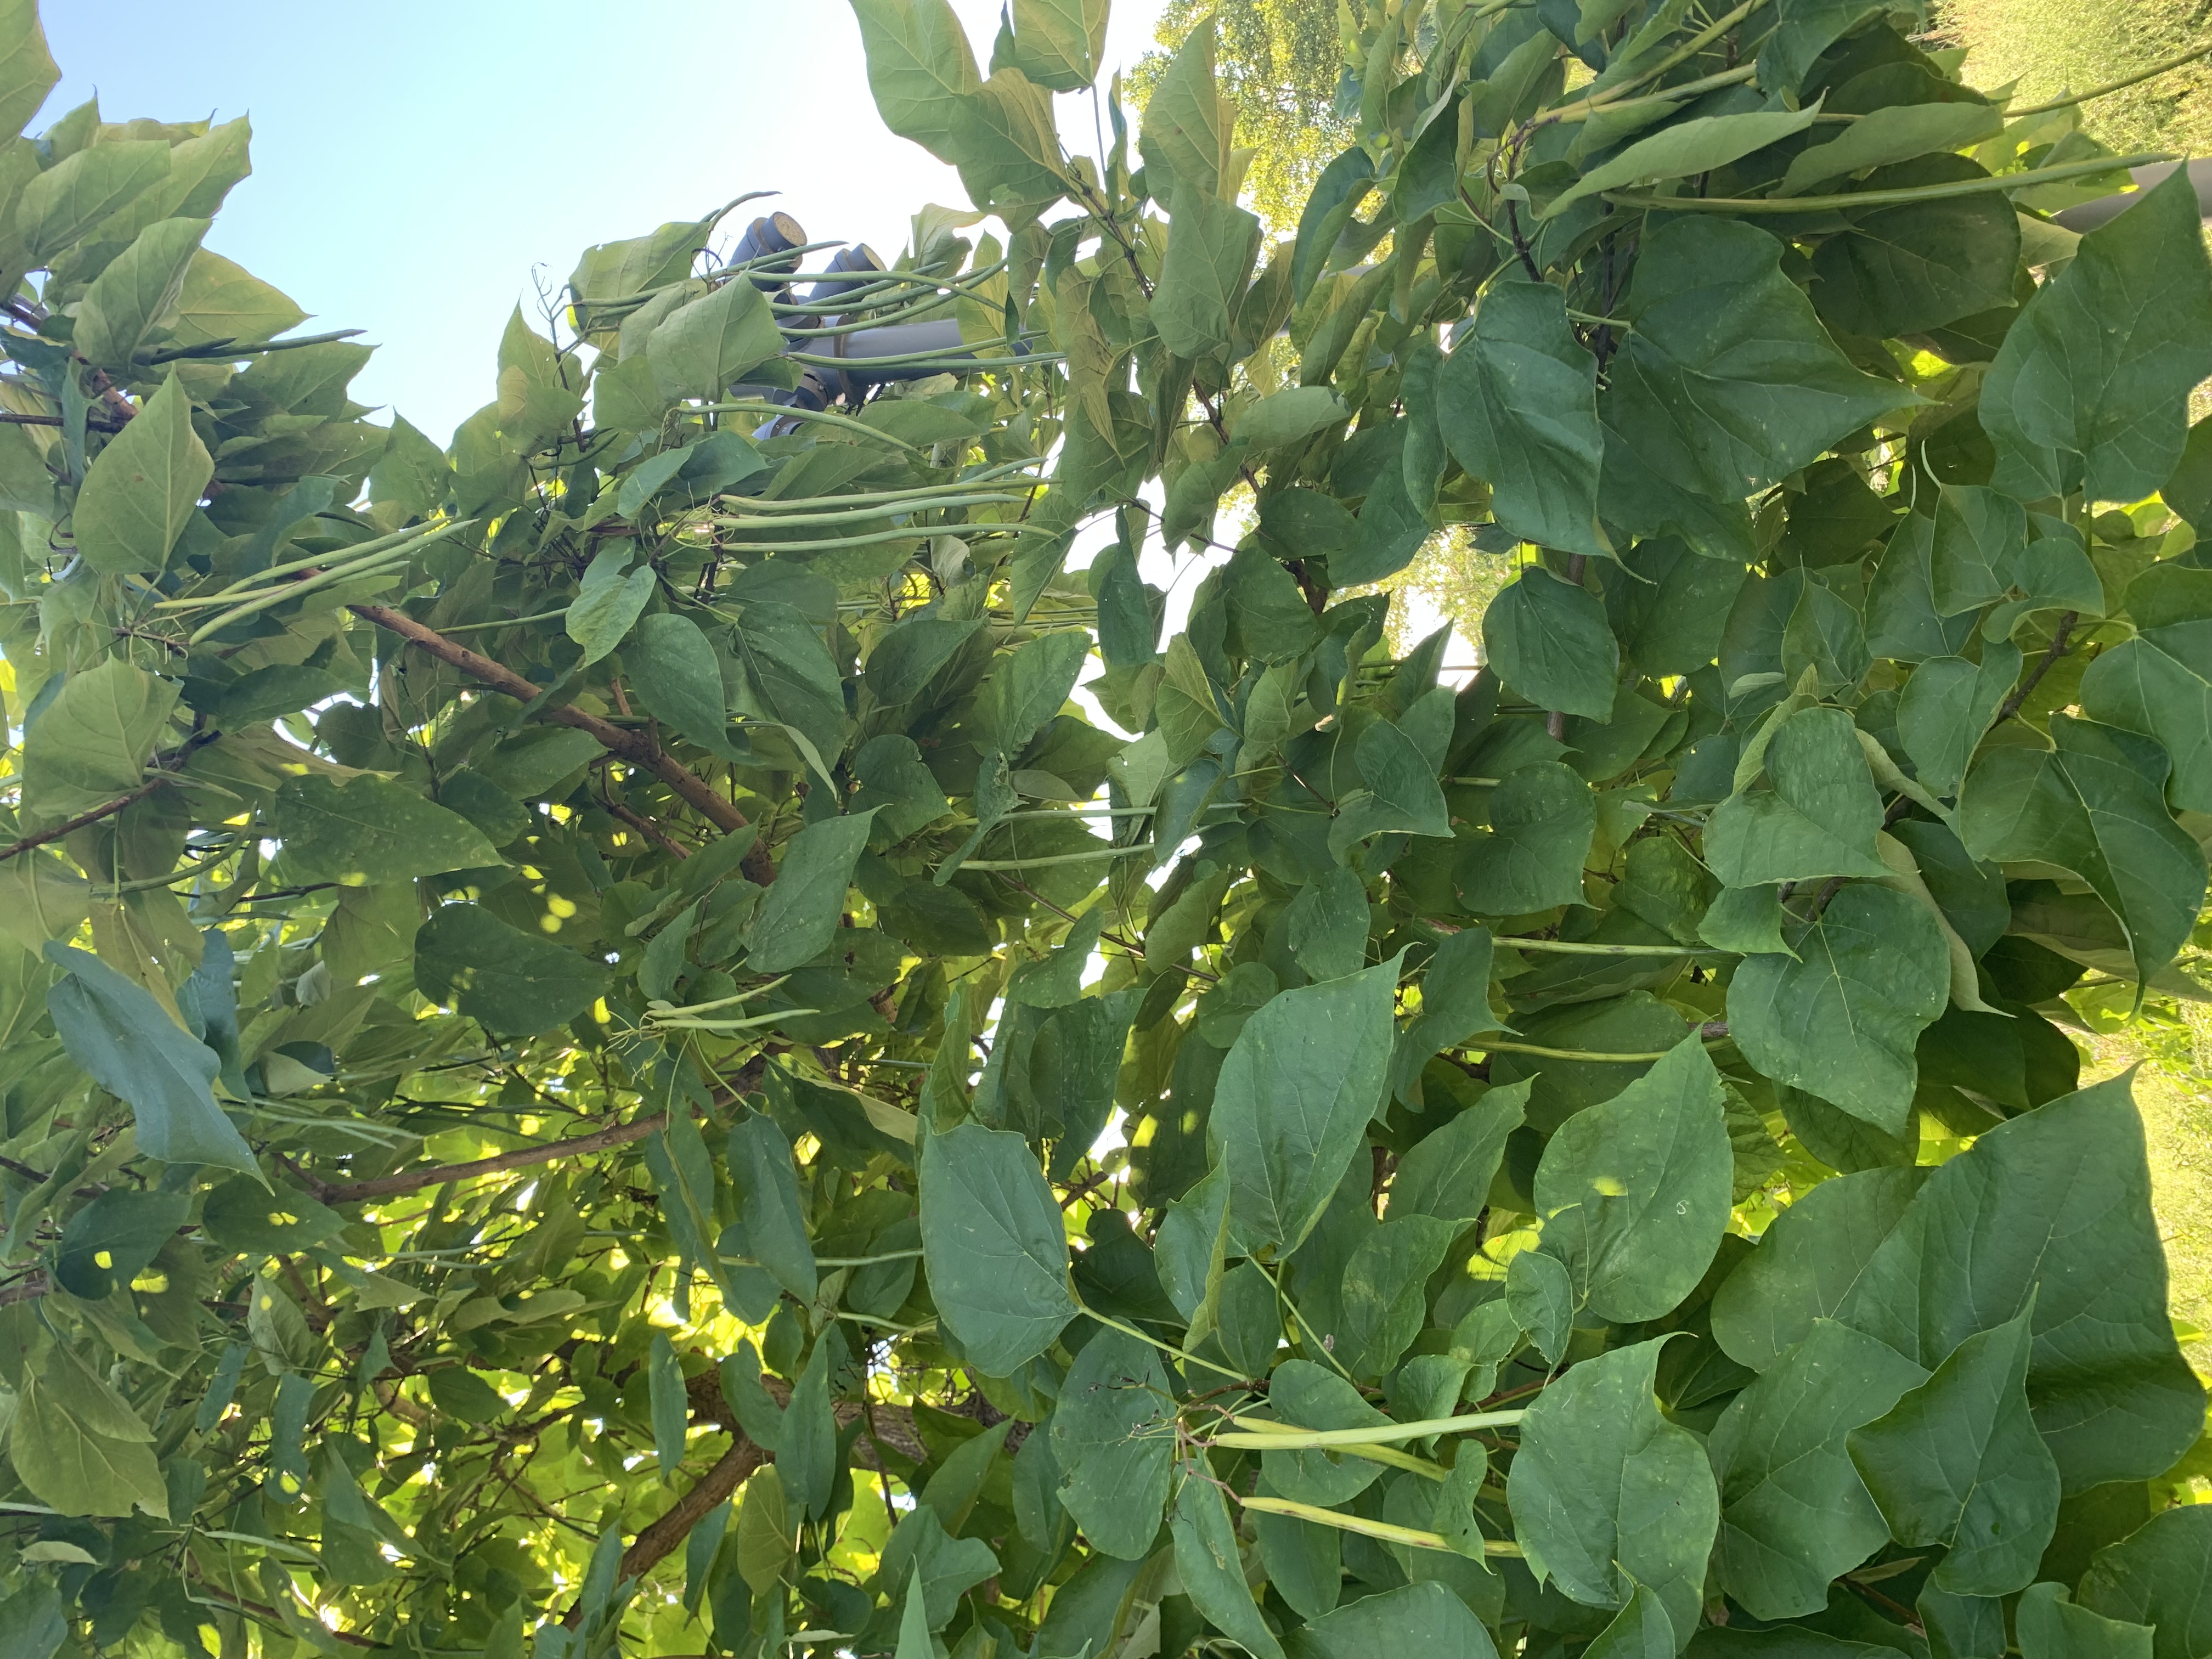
[2007,40,2212,117]
[1075,1298,1248,1381]
[1603,151,2175,212]
[1497,937,1734,958]
[1212,1409,1526,1449]
[1234,1493,1525,1558]
[692,402,922,449]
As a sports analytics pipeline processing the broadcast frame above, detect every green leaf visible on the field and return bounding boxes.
[44,943,257,1176]
[18,656,177,823]
[1928,484,2027,616]
[1050,1327,1175,1559]
[12,1358,167,1520]
[1437,281,1609,561]
[1138,13,1229,200]
[1779,102,2004,196]
[274,774,502,886]
[735,1465,793,1594]
[1284,867,1368,983]
[1810,157,2023,338]
[781,1333,838,1520]
[1571,1589,1677,1659]
[625,611,743,760]
[1959,715,2209,990]
[2079,1507,2212,1656]
[74,216,210,369]
[1983,168,2212,503]
[1836,1075,2205,1491]
[1710,1166,1925,1372]
[1291,1580,1503,1659]
[648,274,787,402]
[0,0,58,140]
[1351,714,1452,839]
[1897,646,2021,801]
[919,1120,1075,1375]
[1507,1245,1575,1368]
[2017,1582,2154,1659]
[565,546,655,666]
[1547,105,1821,218]
[54,1188,190,1299]
[878,1493,1000,1627]
[1170,1455,1285,1659]
[1729,884,1951,1135]
[1706,706,1892,888]
[1455,761,1596,913]
[1237,386,1351,450]
[728,1114,818,1302]
[648,1332,688,1484]
[1506,1336,1718,1636]
[1213,960,1398,1255]
[1390,932,1505,1109]
[167,249,307,352]
[413,902,613,1036]
[0,1583,64,1659]
[1759,0,1924,96]
[1533,1035,1731,1323]
[1337,1214,1458,1378]
[1600,217,1909,527]
[1257,1359,1390,1507]
[2079,560,2212,813]
[733,600,849,780]
[1153,188,1262,360]
[1391,1080,1523,1224]
[1707,1319,1930,1618]
[983,628,1090,755]
[1482,568,1618,720]
[866,616,983,706]
[18,139,169,263]
[1848,1305,2058,1596]
[894,1565,932,1659]
[745,811,874,974]
[1006,0,1108,92]
[73,372,213,577]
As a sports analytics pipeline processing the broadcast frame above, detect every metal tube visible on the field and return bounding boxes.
[2052,157,2212,232]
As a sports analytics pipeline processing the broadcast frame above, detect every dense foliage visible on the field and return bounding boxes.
[2,0,2211,1652]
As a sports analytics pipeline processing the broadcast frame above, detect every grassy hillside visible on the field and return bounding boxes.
[1941,0,2212,156]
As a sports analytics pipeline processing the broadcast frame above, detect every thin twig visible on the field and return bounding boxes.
[350,602,773,885]
[1995,610,2080,725]
[0,774,173,864]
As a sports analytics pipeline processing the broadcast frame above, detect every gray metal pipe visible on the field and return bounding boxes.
[2053,157,2212,232]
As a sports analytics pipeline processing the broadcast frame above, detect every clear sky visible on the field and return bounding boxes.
[40,1,1170,442]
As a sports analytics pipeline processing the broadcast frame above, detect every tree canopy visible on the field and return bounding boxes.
[1,0,2210,1655]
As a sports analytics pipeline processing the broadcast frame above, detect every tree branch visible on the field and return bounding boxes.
[0,775,172,864]
[311,1114,672,1206]
[349,602,774,884]
[558,1436,771,1628]
[1996,610,2080,725]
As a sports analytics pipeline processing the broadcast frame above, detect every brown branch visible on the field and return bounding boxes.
[554,1358,932,1626]
[312,1114,670,1206]
[0,1271,48,1307]
[1995,610,2080,725]
[560,1437,768,1628]
[349,602,774,884]
[607,800,691,860]
[186,1584,384,1650]
[0,409,126,433]
[0,775,172,864]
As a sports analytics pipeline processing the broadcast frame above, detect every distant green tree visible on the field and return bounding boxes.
[1942,0,2212,156]
[1130,0,1350,229]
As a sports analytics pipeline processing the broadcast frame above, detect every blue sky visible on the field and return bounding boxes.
[41,1,1169,442]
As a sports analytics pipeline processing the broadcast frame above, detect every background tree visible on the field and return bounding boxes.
[1130,0,1352,229]
[1,0,2210,1655]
